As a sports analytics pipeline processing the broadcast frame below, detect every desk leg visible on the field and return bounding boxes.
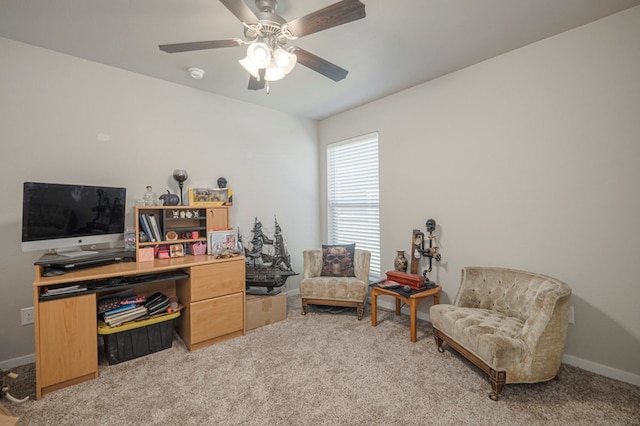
[371,290,378,327]
[433,294,440,305]
[410,299,417,343]
[395,298,401,316]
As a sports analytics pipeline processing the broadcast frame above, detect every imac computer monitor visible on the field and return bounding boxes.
[21,182,126,257]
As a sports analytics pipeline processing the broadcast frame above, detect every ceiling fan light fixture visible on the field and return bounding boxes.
[264,62,286,81]
[247,42,271,68]
[239,56,260,78]
[273,48,297,74]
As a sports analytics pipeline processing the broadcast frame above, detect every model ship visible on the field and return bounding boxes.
[244,217,298,295]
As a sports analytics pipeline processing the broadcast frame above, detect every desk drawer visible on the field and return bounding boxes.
[190,261,245,301]
[189,292,244,344]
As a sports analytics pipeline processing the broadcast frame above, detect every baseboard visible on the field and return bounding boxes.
[561,354,640,387]
[376,297,433,322]
[0,354,35,370]
[284,288,300,296]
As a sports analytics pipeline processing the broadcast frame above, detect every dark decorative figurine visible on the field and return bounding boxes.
[159,190,180,206]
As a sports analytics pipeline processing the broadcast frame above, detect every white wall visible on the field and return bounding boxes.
[319,7,640,383]
[0,37,320,366]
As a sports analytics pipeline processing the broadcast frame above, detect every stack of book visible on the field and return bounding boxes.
[139,213,163,242]
[103,304,148,327]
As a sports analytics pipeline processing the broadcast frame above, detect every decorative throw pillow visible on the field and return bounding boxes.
[321,243,356,277]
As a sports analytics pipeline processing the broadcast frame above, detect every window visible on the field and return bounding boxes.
[327,132,380,279]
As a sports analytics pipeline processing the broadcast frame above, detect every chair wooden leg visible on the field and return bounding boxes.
[433,327,507,400]
[356,303,364,320]
[301,299,308,315]
[433,329,445,353]
[488,369,506,401]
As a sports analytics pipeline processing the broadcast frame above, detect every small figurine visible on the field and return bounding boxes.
[217,177,227,188]
[143,186,158,206]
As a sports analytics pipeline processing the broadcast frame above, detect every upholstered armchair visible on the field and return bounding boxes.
[430,267,571,400]
[300,247,371,320]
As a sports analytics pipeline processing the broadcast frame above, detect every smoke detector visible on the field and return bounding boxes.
[188,67,205,79]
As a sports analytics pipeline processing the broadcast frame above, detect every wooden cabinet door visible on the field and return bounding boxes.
[38,294,97,389]
[189,292,244,345]
[206,207,229,230]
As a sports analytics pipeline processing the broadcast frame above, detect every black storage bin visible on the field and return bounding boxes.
[97,311,180,365]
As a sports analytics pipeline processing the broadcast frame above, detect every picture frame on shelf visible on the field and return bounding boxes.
[207,229,238,254]
[170,244,185,258]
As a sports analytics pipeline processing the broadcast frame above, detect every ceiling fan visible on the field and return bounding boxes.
[159,0,366,92]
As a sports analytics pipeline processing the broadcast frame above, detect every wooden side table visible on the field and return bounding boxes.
[371,285,441,342]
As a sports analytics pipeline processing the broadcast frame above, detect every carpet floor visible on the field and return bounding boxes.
[4,295,640,425]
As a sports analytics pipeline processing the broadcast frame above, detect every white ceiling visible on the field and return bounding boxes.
[1,0,638,120]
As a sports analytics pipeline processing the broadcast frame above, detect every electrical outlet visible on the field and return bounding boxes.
[21,307,34,325]
[569,306,575,324]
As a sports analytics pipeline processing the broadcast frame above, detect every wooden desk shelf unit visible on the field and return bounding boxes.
[33,253,245,399]
[135,205,229,261]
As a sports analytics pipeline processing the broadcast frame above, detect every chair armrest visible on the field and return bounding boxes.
[302,249,323,278]
[521,284,571,351]
[354,249,371,283]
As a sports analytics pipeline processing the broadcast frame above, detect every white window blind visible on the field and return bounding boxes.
[327,133,380,279]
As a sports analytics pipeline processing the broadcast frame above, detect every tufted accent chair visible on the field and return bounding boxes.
[300,248,371,320]
[429,266,571,400]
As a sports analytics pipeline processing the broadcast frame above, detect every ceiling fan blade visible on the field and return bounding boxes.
[159,39,243,53]
[248,69,266,90]
[292,47,348,82]
[284,0,365,38]
[219,0,259,25]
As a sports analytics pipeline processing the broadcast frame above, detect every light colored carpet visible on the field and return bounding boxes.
[7,295,640,425]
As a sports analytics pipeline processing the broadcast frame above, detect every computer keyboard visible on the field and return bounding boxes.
[54,256,122,270]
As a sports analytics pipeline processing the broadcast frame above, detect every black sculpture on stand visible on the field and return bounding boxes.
[411,218,442,287]
[172,169,188,205]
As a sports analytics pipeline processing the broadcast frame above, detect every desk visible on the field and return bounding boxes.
[33,255,245,399]
[370,285,441,342]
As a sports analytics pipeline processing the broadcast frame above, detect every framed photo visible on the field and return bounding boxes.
[207,229,238,254]
[169,244,185,257]
[189,188,233,206]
